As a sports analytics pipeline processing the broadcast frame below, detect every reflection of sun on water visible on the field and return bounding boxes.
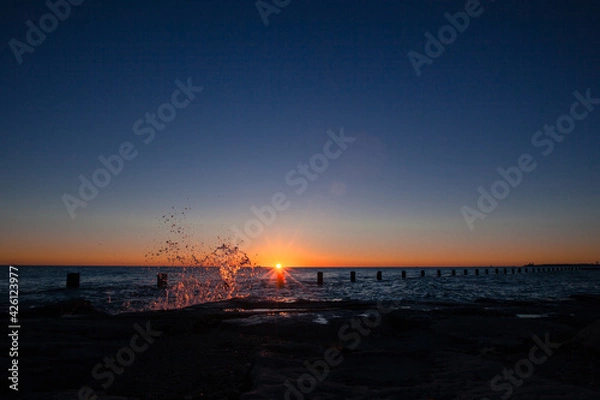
[264,261,314,300]
[267,263,285,288]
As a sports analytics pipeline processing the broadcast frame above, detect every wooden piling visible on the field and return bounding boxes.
[66,273,80,289]
[157,273,168,288]
[437,269,441,277]
[351,271,356,282]
[402,270,407,279]
[377,271,382,281]
[317,271,323,285]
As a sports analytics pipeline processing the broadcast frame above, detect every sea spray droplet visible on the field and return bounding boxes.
[137,207,260,311]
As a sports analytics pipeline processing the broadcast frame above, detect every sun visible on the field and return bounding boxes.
[275,263,282,269]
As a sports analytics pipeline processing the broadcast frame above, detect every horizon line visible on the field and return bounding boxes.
[4,263,599,268]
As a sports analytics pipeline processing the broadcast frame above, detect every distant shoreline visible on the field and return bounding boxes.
[522,262,599,268]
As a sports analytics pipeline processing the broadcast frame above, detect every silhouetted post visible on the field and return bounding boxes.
[66,273,80,289]
[157,273,168,288]
[511,268,515,274]
[485,269,489,275]
[351,271,356,282]
[452,269,456,276]
[518,268,522,273]
[377,271,382,281]
[437,269,441,277]
[524,267,528,273]
[317,271,323,285]
[475,269,479,276]
[402,270,406,279]
[504,268,507,274]
[495,268,499,274]
[464,269,468,275]
[421,270,425,277]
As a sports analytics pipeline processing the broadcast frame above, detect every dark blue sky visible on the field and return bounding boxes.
[1,0,598,266]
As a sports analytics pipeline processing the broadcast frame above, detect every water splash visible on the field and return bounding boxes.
[128,207,261,311]
[144,206,202,266]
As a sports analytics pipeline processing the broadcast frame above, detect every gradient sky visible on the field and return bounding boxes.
[1,0,598,267]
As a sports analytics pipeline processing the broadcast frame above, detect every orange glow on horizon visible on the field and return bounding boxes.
[2,233,598,267]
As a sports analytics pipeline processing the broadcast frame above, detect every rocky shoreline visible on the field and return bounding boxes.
[5,295,600,399]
